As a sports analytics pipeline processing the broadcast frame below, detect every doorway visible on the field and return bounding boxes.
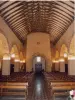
[33,56,45,73]
[35,63,42,73]
[65,64,68,73]
[10,64,14,74]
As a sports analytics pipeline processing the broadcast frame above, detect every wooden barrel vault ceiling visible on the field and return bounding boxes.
[0,1,74,45]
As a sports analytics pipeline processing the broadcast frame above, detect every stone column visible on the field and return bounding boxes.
[52,62,55,72]
[55,61,60,71]
[14,60,20,72]
[60,60,65,72]
[2,57,10,75]
[20,61,24,71]
[68,57,75,75]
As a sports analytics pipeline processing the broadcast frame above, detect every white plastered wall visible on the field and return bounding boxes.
[0,16,23,51]
[56,21,74,51]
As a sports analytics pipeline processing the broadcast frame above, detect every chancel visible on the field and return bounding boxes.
[0,0,75,100]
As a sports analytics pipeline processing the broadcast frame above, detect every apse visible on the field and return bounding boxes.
[26,32,52,72]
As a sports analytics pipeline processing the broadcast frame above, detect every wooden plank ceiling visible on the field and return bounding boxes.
[0,1,74,44]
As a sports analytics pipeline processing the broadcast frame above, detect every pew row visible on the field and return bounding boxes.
[50,82,75,99]
[0,82,28,99]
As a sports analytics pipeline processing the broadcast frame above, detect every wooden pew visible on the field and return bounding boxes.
[45,72,75,99]
[0,82,28,99]
[50,82,75,98]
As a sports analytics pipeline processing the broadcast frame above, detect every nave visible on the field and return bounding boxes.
[0,1,75,100]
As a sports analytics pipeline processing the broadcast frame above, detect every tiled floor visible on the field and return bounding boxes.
[27,72,48,100]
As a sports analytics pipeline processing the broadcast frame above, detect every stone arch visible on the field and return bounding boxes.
[3,53,10,60]
[69,34,75,56]
[32,53,47,62]
[20,52,24,60]
[32,53,47,72]
[55,50,60,59]
[0,32,9,59]
[10,44,19,59]
[68,33,74,52]
[31,52,52,72]
[0,32,9,71]
[60,44,68,57]
[0,30,10,51]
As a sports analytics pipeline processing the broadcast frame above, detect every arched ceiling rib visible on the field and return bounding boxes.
[0,1,74,44]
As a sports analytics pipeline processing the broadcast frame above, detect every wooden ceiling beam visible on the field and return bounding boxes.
[7,15,25,24]
[50,14,70,25]
[0,1,8,7]
[1,6,23,19]
[51,9,74,21]
[0,1,20,11]
[0,2,23,16]
[0,1,74,44]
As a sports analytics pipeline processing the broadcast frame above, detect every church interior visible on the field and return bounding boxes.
[0,0,75,100]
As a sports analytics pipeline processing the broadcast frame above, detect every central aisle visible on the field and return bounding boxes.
[27,72,49,100]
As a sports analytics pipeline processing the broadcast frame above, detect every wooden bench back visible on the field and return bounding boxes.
[0,82,28,86]
[6,82,28,86]
[0,82,28,90]
[0,85,27,89]
[51,82,75,87]
[52,85,75,91]
[0,82,28,97]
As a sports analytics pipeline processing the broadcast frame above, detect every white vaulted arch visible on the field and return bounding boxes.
[60,44,68,57]
[0,32,9,59]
